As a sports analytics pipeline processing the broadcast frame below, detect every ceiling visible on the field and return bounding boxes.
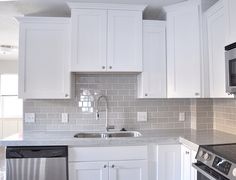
[0,0,186,61]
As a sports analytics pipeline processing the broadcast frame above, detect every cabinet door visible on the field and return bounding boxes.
[18,19,71,99]
[109,160,147,180]
[166,2,201,98]
[158,145,181,180]
[69,162,109,180]
[191,150,197,180]
[206,1,233,98]
[225,0,236,45]
[71,9,107,72]
[137,21,166,98]
[107,10,142,72]
[181,145,191,180]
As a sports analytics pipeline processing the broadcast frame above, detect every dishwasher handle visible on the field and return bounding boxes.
[6,146,68,159]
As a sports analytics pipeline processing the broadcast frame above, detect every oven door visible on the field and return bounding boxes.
[192,162,229,180]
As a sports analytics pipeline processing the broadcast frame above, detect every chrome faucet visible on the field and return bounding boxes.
[96,95,109,132]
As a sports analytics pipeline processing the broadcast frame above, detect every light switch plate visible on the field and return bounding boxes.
[24,113,35,123]
[179,112,185,121]
[137,112,147,122]
[61,113,69,123]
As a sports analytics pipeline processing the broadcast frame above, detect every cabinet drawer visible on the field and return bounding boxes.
[69,146,147,162]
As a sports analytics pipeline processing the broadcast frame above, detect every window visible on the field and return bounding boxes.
[0,74,22,118]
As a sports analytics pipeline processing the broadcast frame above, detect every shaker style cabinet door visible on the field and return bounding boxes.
[69,162,109,180]
[158,145,181,180]
[165,1,202,98]
[17,17,71,99]
[70,9,107,72]
[107,10,143,72]
[137,20,166,98]
[108,160,148,180]
[205,1,233,98]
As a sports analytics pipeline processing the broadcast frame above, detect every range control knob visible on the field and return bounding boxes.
[198,150,203,157]
[232,168,236,177]
[203,153,211,161]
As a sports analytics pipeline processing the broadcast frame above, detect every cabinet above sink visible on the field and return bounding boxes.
[68,3,146,73]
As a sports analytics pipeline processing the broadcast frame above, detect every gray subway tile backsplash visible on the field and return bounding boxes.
[24,74,214,132]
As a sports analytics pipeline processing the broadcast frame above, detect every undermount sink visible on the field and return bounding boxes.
[74,131,142,138]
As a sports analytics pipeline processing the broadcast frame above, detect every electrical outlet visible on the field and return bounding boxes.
[137,112,147,122]
[62,113,69,123]
[24,113,35,123]
[179,112,185,121]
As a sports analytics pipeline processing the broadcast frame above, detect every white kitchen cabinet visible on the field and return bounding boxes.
[225,0,236,45]
[107,10,142,72]
[109,161,147,180]
[164,1,202,98]
[68,146,148,180]
[181,145,197,180]
[205,0,233,98]
[17,17,72,99]
[158,145,181,180]
[70,9,107,72]
[69,162,109,180]
[137,20,166,98]
[68,3,146,72]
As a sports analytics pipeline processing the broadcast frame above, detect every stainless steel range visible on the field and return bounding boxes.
[193,144,236,180]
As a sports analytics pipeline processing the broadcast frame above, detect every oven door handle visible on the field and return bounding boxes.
[192,163,218,180]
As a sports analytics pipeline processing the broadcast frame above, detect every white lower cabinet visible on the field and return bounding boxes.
[68,146,148,180]
[157,145,181,180]
[69,162,109,180]
[181,145,197,180]
[157,144,197,180]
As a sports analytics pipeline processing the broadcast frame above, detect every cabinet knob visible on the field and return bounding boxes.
[195,92,200,96]
[104,165,107,168]
[111,165,115,168]
[102,66,106,69]
[145,93,148,97]
[65,94,69,97]
[109,66,112,69]
[186,151,190,155]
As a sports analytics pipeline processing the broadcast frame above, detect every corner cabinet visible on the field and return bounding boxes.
[17,17,72,99]
[68,146,148,180]
[137,20,167,98]
[164,1,202,98]
[68,3,146,72]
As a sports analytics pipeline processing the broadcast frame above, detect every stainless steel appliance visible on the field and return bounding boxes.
[225,42,236,95]
[193,144,236,180]
[6,146,68,180]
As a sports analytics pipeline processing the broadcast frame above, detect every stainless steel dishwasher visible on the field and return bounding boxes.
[6,146,68,180]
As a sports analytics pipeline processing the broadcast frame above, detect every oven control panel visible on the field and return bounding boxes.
[212,156,232,175]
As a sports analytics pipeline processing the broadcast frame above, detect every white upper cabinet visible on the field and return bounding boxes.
[70,9,107,72]
[107,10,142,72]
[68,3,146,72]
[164,1,202,98]
[17,17,72,99]
[205,0,233,98]
[225,0,236,45]
[137,20,166,98]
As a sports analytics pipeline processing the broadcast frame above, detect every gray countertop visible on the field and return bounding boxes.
[1,129,236,151]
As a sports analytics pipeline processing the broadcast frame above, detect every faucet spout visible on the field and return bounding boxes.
[96,95,109,132]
